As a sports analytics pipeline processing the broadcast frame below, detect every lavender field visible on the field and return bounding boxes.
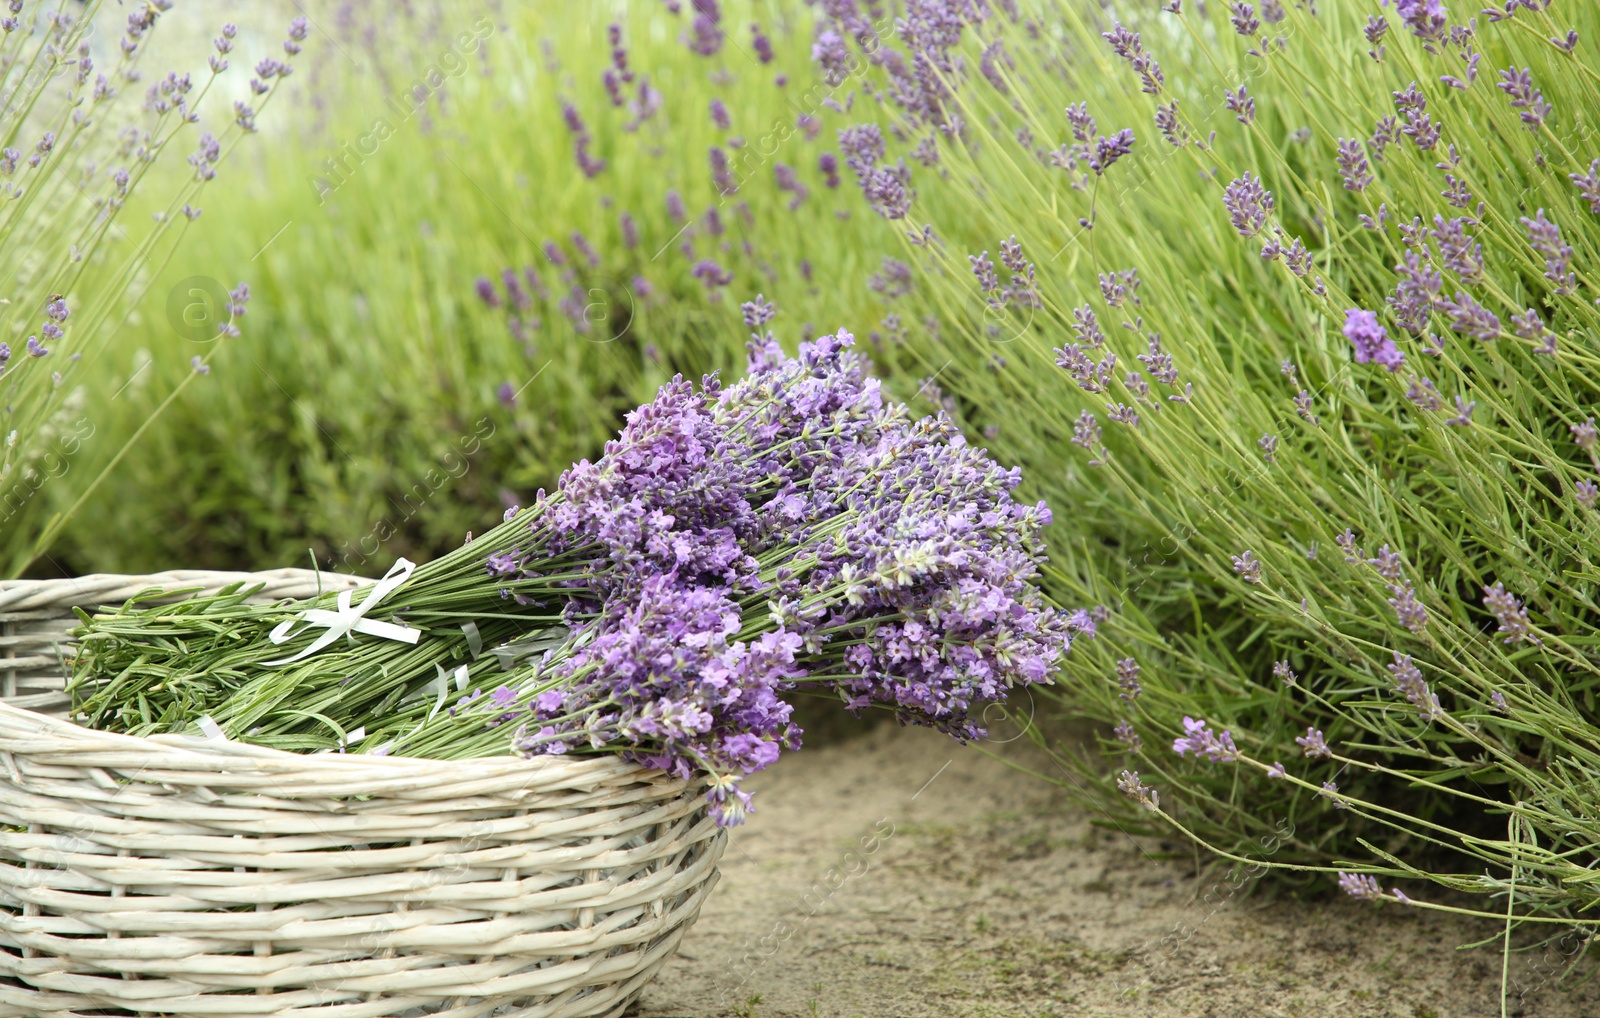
[4,0,1600,1014]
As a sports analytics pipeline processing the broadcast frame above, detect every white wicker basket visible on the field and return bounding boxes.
[0,569,726,1018]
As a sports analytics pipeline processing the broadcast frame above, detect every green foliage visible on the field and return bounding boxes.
[41,1,898,575]
[814,0,1600,923]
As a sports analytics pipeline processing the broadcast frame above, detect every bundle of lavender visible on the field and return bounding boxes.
[70,299,1089,823]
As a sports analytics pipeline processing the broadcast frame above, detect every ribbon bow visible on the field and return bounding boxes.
[263,558,421,666]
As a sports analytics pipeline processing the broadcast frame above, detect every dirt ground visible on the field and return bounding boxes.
[632,722,1600,1018]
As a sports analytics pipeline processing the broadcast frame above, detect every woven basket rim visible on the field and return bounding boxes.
[0,569,681,789]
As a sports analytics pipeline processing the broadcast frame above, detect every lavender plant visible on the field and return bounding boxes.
[46,0,900,577]
[799,0,1600,934]
[72,302,1085,826]
[0,3,299,576]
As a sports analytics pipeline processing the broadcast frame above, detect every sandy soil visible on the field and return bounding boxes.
[632,721,1600,1018]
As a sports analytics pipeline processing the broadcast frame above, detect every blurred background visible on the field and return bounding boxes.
[12,0,923,581]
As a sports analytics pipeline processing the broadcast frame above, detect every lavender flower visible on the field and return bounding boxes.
[1258,434,1278,463]
[1273,660,1297,685]
[1572,159,1600,214]
[1296,726,1331,758]
[1113,721,1142,751]
[1439,292,1500,341]
[1172,717,1239,763]
[709,97,731,130]
[751,22,774,63]
[1073,306,1107,349]
[1294,390,1319,425]
[1336,138,1372,191]
[1429,215,1482,281]
[1497,66,1553,130]
[1267,761,1287,778]
[863,165,912,219]
[781,163,821,212]
[1088,129,1135,174]
[1222,173,1273,237]
[1577,479,1600,508]
[1226,85,1255,125]
[710,146,738,196]
[1490,690,1509,713]
[1117,769,1160,810]
[691,258,733,290]
[1482,582,1537,644]
[970,252,1000,293]
[1339,872,1385,900]
[1342,309,1405,371]
[1232,550,1262,583]
[475,276,500,308]
[819,152,841,189]
[1521,210,1576,294]
[1388,582,1429,632]
[1365,14,1389,59]
[666,189,686,222]
[686,0,724,56]
[1230,1,1261,35]
[1115,658,1142,701]
[1071,410,1102,455]
[1388,653,1444,720]
[1393,0,1448,46]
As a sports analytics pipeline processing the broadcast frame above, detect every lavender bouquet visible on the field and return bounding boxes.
[71,299,1087,823]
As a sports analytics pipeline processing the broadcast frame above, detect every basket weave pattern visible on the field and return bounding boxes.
[0,570,725,1018]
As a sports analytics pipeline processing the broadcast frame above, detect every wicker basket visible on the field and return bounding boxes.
[0,569,726,1018]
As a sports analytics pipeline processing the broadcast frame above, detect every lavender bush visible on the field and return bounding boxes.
[0,3,300,576]
[798,0,1600,936]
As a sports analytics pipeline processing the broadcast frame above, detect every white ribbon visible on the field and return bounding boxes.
[263,558,421,666]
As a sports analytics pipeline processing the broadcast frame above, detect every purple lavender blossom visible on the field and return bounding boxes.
[751,22,774,64]
[1115,658,1142,701]
[666,189,686,222]
[1482,583,1537,644]
[1336,138,1372,191]
[1521,210,1576,294]
[1577,480,1600,508]
[1388,582,1429,632]
[686,0,724,56]
[691,258,733,290]
[1088,129,1135,174]
[475,276,500,308]
[1393,0,1448,46]
[1439,291,1500,341]
[1172,717,1239,763]
[863,166,912,219]
[774,163,809,210]
[709,97,731,130]
[709,146,738,196]
[1342,309,1405,371]
[1273,660,1297,685]
[1232,550,1262,583]
[1229,2,1261,35]
[1572,159,1600,214]
[1295,726,1331,758]
[1388,652,1444,720]
[1117,769,1159,810]
[1497,66,1553,130]
[1429,215,1482,281]
[1222,173,1273,237]
[819,152,841,189]
[1113,721,1141,751]
[1339,872,1385,900]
